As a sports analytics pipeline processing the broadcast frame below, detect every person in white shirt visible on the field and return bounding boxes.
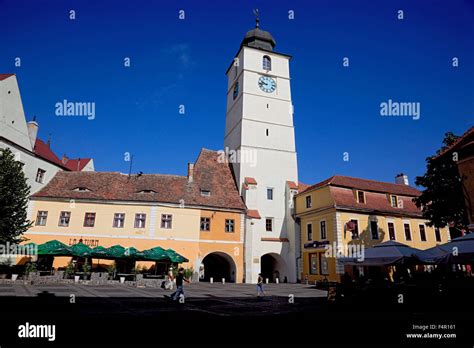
[166,267,175,290]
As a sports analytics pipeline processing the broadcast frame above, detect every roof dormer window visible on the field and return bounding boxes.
[73,187,90,192]
[357,190,365,204]
[200,190,211,197]
[390,195,398,208]
[138,189,156,194]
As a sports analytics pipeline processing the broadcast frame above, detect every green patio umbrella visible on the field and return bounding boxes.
[166,248,188,263]
[90,246,109,258]
[125,247,146,260]
[69,242,92,257]
[106,245,126,259]
[37,240,71,256]
[142,246,172,262]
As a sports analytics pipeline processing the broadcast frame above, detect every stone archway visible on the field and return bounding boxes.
[260,253,289,283]
[200,252,236,283]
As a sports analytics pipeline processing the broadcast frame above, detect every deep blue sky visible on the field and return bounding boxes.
[1,0,473,187]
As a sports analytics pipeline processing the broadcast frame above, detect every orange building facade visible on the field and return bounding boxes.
[25,149,247,282]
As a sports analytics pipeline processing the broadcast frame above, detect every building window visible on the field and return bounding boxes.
[36,169,46,183]
[370,220,379,239]
[200,217,210,231]
[161,214,172,229]
[266,128,269,136]
[350,219,359,239]
[200,190,211,197]
[320,221,327,239]
[84,213,96,227]
[357,190,365,204]
[113,213,125,228]
[225,219,235,233]
[404,223,412,241]
[262,55,271,71]
[266,218,273,232]
[35,211,48,226]
[134,213,146,228]
[307,223,313,241]
[309,253,318,275]
[58,211,71,227]
[233,82,239,100]
[419,224,426,241]
[435,228,441,242]
[267,188,273,200]
[305,195,312,208]
[391,195,398,208]
[388,222,396,240]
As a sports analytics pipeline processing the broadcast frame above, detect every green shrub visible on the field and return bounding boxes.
[25,262,37,275]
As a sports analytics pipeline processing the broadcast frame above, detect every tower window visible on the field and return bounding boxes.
[267,188,273,200]
[263,55,271,71]
[36,168,46,183]
[266,218,273,232]
[266,129,269,136]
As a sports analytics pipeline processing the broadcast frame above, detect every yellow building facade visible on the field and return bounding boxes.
[24,149,247,282]
[295,175,450,283]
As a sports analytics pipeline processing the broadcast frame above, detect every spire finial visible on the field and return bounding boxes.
[253,9,260,28]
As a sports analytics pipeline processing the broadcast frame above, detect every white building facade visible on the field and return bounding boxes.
[224,25,300,283]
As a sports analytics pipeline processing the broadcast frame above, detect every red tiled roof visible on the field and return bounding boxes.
[330,186,421,216]
[34,139,92,171]
[0,74,14,81]
[33,139,67,168]
[64,158,92,171]
[33,149,246,211]
[434,127,474,160]
[299,175,420,197]
[287,181,310,192]
[247,209,261,219]
[245,177,257,185]
[298,183,311,192]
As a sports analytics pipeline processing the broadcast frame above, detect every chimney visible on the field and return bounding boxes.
[187,163,194,183]
[62,154,69,164]
[26,118,39,149]
[395,173,409,186]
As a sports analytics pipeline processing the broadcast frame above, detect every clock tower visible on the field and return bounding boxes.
[224,16,299,283]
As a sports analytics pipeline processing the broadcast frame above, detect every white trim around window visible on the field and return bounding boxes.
[386,218,396,241]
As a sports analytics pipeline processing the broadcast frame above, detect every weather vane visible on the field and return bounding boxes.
[253,9,260,28]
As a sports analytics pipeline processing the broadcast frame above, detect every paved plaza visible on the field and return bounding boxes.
[0,282,326,298]
[0,282,328,320]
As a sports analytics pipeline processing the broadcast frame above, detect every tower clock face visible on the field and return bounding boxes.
[258,76,276,93]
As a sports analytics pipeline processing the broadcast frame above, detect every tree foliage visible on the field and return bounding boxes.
[0,148,32,244]
[414,132,468,229]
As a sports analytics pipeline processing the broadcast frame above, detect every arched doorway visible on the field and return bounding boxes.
[200,252,236,283]
[261,253,288,283]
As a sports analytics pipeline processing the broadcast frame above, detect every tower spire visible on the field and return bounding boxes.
[253,9,260,29]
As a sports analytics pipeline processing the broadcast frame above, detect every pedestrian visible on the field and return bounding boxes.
[257,273,266,297]
[170,267,189,301]
[166,267,175,290]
